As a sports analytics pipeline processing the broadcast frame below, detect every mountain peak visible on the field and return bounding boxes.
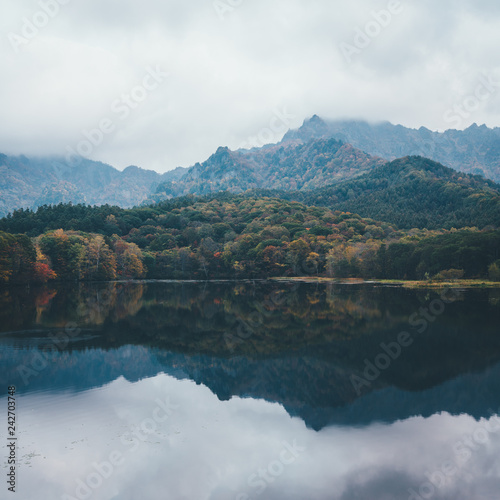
[123,165,141,173]
[304,114,329,130]
[281,119,500,183]
[308,114,326,125]
[282,114,331,143]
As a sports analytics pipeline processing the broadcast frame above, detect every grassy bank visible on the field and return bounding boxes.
[270,277,500,288]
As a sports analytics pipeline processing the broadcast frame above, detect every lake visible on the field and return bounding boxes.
[1,281,500,500]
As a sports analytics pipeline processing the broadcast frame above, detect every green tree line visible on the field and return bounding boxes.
[1,195,499,284]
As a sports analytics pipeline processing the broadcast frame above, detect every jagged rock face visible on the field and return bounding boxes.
[0,137,383,215]
[150,138,385,202]
[283,116,500,182]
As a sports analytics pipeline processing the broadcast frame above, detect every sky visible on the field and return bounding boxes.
[1,0,500,173]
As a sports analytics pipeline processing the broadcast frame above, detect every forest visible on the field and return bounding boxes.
[254,157,500,230]
[0,193,499,284]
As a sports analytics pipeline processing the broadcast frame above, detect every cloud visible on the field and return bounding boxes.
[1,0,500,172]
[15,373,500,500]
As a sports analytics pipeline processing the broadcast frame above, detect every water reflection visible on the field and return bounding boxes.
[3,373,500,500]
[1,282,500,428]
[1,282,500,499]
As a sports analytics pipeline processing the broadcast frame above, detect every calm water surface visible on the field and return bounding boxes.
[1,281,500,500]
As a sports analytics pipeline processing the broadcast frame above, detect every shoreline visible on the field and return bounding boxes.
[270,277,500,288]
[2,278,500,289]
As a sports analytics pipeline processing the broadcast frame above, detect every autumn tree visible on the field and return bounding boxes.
[82,235,116,281]
[113,238,145,279]
[40,229,84,280]
[286,239,311,275]
[489,261,500,281]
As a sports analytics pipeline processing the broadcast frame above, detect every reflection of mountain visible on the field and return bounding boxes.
[3,344,500,430]
[156,352,500,429]
[1,283,500,429]
[0,345,166,393]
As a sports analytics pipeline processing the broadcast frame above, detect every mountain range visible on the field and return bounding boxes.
[149,138,384,202]
[284,115,500,182]
[1,116,500,223]
[0,154,186,218]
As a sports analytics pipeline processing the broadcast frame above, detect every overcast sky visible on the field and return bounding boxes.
[1,0,500,172]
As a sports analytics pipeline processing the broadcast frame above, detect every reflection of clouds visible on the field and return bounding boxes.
[10,375,500,500]
[340,469,415,500]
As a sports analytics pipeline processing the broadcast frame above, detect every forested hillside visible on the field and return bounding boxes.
[1,195,499,284]
[256,156,500,229]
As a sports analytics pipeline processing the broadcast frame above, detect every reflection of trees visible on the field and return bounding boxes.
[35,288,58,323]
[1,282,407,346]
[2,284,499,371]
[490,290,500,306]
[0,282,469,342]
[2,283,500,429]
[115,283,400,355]
[0,283,146,330]
[0,287,39,332]
[72,283,146,325]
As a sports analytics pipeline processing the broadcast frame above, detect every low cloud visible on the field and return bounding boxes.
[1,0,500,172]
